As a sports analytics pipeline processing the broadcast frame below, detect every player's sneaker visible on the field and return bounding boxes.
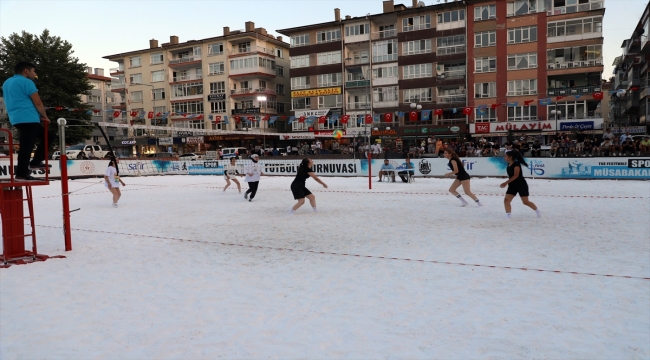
[112,203,118,208]
[244,192,249,200]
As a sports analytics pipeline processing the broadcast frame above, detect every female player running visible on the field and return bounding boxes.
[222,157,242,193]
[288,158,328,214]
[500,150,541,219]
[443,149,481,207]
[104,159,126,207]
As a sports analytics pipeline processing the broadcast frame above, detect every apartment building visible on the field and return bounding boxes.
[278,0,470,149]
[467,0,606,141]
[609,1,649,135]
[83,67,114,145]
[103,22,290,153]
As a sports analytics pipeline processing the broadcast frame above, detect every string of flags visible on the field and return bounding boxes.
[41,91,610,123]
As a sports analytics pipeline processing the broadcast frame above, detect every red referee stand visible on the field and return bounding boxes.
[0,124,65,268]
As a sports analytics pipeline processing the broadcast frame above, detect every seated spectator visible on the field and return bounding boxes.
[467,143,475,157]
[481,143,491,157]
[378,159,395,182]
[397,157,415,183]
[491,142,500,156]
[504,141,513,152]
[436,139,444,157]
[601,139,612,156]
[530,141,541,157]
[272,148,279,156]
[568,139,576,157]
[640,136,650,155]
[559,138,569,157]
[622,138,636,156]
[459,145,467,157]
[611,137,622,156]
[582,139,594,157]
[549,140,559,158]
[520,141,529,155]
[76,150,87,160]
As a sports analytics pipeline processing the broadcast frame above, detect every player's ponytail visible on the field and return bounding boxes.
[507,150,528,168]
[298,158,310,173]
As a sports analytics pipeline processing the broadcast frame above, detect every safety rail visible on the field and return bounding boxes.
[0,122,50,186]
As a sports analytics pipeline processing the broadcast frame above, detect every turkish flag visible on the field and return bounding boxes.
[556,96,566,101]
[409,111,418,121]
[523,100,535,107]
[463,107,472,115]
[147,111,154,119]
[129,120,134,126]
[299,116,306,122]
[113,111,121,118]
[54,106,64,111]
[214,116,221,123]
[247,116,255,121]
[155,112,162,117]
[592,92,604,100]
[319,116,326,123]
[384,113,392,122]
[434,109,443,116]
[130,110,138,117]
[364,114,373,124]
[490,103,500,110]
[196,115,204,120]
[263,116,270,121]
[234,116,241,123]
[341,115,349,124]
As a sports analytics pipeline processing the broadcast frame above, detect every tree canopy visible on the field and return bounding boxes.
[0,29,94,146]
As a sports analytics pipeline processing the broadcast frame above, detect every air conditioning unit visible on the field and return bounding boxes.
[548,63,555,69]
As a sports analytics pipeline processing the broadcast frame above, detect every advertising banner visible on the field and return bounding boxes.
[291,87,342,98]
[0,160,110,180]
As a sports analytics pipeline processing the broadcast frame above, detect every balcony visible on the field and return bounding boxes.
[547,85,601,96]
[642,34,650,54]
[371,29,397,40]
[437,94,466,104]
[168,56,202,66]
[373,99,398,108]
[437,70,466,80]
[230,88,277,97]
[345,80,370,89]
[171,74,202,83]
[372,76,398,86]
[547,1,604,16]
[624,38,642,58]
[436,45,466,56]
[228,46,275,58]
[437,118,465,125]
[346,102,371,111]
[547,31,602,44]
[111,102,126,109]
[547,59,603,70]
[170,93,204,102]
[345,58,370,66]
[229,66,276,78]
[344,33,370,44]
[109,67,124,75]
[110,82,126,91]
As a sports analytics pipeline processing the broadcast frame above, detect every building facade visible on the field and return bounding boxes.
[83,67,114,146]
[103,22,290,155]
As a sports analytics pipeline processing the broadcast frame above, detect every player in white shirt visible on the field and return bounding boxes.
[104,159,126,207]
[222,157,242,193]
[244,154,264,202]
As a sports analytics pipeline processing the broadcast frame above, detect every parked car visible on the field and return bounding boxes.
[147,152,175,159]
[220,148,248,159]
[66,144,109,159]
[52,151,60,160]
[179,153,204,161]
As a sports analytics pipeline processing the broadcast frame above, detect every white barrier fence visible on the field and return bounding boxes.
[1,158,649,180]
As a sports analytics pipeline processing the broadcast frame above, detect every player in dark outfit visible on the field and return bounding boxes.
[288,158,328,214]
[500,150,541,219]
[443,149,482,207]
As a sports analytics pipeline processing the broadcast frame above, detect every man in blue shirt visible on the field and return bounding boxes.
[2,62,50,180]
[378,159,395,182]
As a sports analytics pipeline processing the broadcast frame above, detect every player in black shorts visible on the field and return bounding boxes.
[443,149,482,207]
[288,158,328,215]
[500,150,541,219]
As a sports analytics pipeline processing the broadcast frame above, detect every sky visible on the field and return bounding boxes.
[0,0,647,80]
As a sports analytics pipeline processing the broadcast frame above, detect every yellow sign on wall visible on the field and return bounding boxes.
[291,87,342,98]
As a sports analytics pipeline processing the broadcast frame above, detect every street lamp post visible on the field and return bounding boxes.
[551,109,562,140]
[131,83,156,153]
[257,95,267,151]
[410,102,422,153]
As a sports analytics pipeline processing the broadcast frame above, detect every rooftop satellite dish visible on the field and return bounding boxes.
[418,1,425,6]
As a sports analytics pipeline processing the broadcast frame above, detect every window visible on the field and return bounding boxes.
[210,101,226,113]
[350,50,369,65]
[171,82,203,98]
[276,49,284,58]
[276,84,285,95]
[402,39,431,56]
[291,55,310,68]
[150,53,163,64]
[209,81,226,94]
[207,62,224,75]
[129,56,141,68]
[317,51,342,65]
[317,73,342,87]
[208,43,224,56]
[345,24,370,36]
[317,29,341,43]
[151,70,164,82]
[318,95,342,108]
[292,97,311,110]
[193,46,201,56]
[373,40,397,62]
[372,65,398,79]
[547,45,602,65]
[507,79,537,96]
[474,82,497,98]
[237,42,250,53]
[258,57,275,70]
[152,88,165,100]
[290,33,309,47]
[291,76,310,89]
[131,91,143,103]
[129,73,142,84]
[548,16,603,38]
[402,15,431,32]
[239,81,251,91]
[507,0,544,17]
[373,86,398,102]
[475,57,496,73]
[276,65,284,77]
[230,57,255,70]
[508,105,538,121]
[474,5,496,21]
[437,35,466,55]
[475,31,496,47]
[172,101,203,115]
[403,64,433,79]
[508,26,538,44]
[475,108,497,122]
[277,102,286,114]
[507,53,537,70]
[403,88,432,102]
[437,10,465,24]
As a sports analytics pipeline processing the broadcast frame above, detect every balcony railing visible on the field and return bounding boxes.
[437,94,466,104]
[168,56,202,65]
[229,66,276,77]
[547,59,603,70]
[171,74,202,82]
[109,67,124,75]
[110,83,126,90]
[547,85,601,96]
[111,102,126,108]
[437,118,466,125]
[345,80,370,88]
[547,1,604,15]
[346,103,371,110]
[345,58,369,65]
[436,45,466,56]
[373,99,399,108]
[371,29,397,40]
[228,46,275,57]
[230,88,277,96]
[436,69,466,79]
[547,111,603,120]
